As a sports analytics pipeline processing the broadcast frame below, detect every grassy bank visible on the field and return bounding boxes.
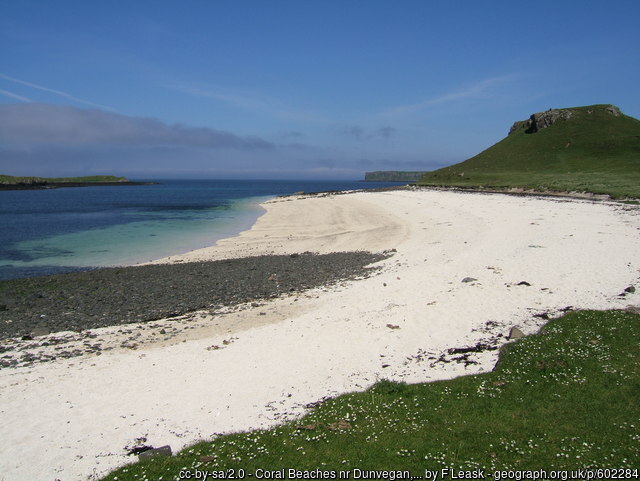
[416,172,640,199]
[100,309,640,480]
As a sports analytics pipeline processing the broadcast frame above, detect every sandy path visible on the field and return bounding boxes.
[0,189,638,481]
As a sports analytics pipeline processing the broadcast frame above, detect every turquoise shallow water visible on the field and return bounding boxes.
[0,179,403,280]
[8,196,267,268]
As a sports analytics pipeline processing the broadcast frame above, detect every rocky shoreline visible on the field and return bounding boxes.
[0,251,389,343]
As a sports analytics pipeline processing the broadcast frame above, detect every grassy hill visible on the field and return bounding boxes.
[417,104,640,198]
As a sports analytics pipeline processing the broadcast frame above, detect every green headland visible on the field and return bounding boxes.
[0,175,154,190]
[416,104,640,199]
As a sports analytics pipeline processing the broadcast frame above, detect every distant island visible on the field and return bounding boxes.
[364,171,426,182]
[0,175,157,190]
[416,104,640,199]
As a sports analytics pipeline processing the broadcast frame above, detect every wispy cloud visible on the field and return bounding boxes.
[0,73,113,111]
[0,103,275,150]
[0,88,31,102]
[171,83,326,123]
[380,74,521,118]
[377,126,397,139]
[340,125,397,140]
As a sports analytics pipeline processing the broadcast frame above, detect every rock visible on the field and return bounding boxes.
[509,109,572,135]
[509,105,621,136]
[327,419,351,430]
[386,324,400,329]
[508,327,525,340]
[508,121,523,135]
[605,105,621,116]
[461,277,477,283]
[127,445,153,456]
[138,445,172,460]
[619,285,636,296]
[526,109,573,133]
[516,281,531,286]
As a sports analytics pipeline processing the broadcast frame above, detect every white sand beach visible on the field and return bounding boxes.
[1,188,639,481]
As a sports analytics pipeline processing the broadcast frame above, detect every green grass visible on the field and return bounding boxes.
[0,174,127,184]
[100,309,640,480]
[417,104,640,198]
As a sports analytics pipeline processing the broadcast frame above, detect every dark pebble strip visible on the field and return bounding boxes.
[0,251,389,340]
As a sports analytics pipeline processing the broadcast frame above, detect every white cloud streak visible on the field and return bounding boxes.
[0,89,31,102]
[0,73,113,111]
[380,74,521,118]
[171,83,327,123]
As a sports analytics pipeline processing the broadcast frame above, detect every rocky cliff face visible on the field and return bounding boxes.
[508,104,622,135]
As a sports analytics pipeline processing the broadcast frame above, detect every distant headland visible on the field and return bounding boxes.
[0,175,157,190]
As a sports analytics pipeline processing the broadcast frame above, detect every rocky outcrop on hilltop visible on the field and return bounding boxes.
[509,104,623,135]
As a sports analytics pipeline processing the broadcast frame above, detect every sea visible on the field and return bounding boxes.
[0,179,404,281]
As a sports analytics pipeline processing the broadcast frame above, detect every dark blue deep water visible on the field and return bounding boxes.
[0,179,403,280]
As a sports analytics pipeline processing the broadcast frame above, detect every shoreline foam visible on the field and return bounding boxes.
[1,189,638,481]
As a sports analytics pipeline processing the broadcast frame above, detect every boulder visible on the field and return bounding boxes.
[605,105,621,116]
[508,326,525,340]
[524,109,573,133]
[138,445,172,460]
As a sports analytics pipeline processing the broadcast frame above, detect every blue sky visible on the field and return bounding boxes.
[1,0,639,179]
